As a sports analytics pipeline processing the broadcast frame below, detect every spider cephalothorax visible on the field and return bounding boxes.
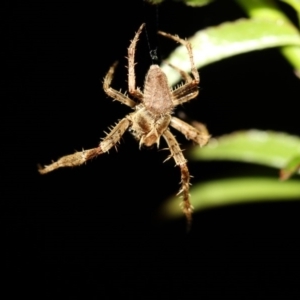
[39,24,210,228]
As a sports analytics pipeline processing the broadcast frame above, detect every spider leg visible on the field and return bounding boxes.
[158,31,199,83]
[103,62,137,108]
[158,31,200,106]
[166,63,199,106]
[166,62,193,84]
[170,117,210,147]
[39,118,131,174]
[172,85,199,106]
[128,23,145,101]
[162,129,192,230]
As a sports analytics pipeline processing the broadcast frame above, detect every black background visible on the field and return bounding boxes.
[5,0,300,298]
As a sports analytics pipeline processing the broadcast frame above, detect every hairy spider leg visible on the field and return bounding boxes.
[170,117,210,147]
[38,118,131,174]
[103,62,137,108]
[158,31,200,106]
[163,129,192,230]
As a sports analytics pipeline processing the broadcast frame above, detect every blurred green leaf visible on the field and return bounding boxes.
[236,0,300,77]
[236,0,290,21]
[162,177,300,219]
[162,19,300,85]
[281,0,300,14]
[176,0,215,6]
[190,130,300,173]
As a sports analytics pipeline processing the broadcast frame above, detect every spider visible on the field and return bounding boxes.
[39,23,210,228]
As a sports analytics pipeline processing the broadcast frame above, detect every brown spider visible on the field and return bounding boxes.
[39,23,210,228]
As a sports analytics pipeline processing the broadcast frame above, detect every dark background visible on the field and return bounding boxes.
[5,0,300,298]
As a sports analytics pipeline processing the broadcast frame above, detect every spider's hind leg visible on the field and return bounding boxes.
[163,129,192,230]
[39,118,131,174]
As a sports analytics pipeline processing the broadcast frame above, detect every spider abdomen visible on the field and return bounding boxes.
[143,65,173,116]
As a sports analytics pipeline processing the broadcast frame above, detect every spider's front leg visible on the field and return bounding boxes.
[163,130,192,230]
[127,23,145,101]
[158,31,200,106]
[38,118,131,174]
[103,62,137,108]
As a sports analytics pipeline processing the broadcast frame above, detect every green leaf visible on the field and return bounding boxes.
[161,18,300,85]
[161,177,300,219]
[281,0,300,15]
[236,0,291,21]
[190,130,300,172]
[176,0,215,6]
[236,0,300,78]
